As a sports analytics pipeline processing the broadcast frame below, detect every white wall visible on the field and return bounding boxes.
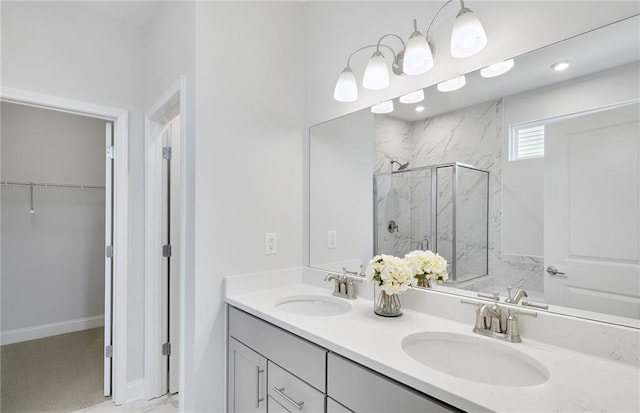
[1,1,147,383]
[194,2,306,410]
[1,103,105,342]
[502,62,640,256]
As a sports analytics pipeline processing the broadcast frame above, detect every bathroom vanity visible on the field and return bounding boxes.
[225,269,639,413]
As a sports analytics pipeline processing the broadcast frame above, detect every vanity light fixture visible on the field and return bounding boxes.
[399,89,425,104]
[551,61,571,72]
[371,100,394,114]
[415,105,425,112]
[480,58,515,78]
[333,0,488,102]
[437,75,466,92]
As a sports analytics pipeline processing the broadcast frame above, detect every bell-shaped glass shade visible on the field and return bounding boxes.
[403,32,434,75]
[399,89,424,104]
[362,51,390,90]
[371,100,394,114]
[437,75,466,92]
[480,59,514,78]
[333,67,358,102]
[450,8,487,58]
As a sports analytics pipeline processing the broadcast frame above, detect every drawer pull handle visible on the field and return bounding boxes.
[273,386,304,410]
[256,367,265,407]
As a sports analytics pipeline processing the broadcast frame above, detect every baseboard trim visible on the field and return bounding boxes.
[0,315,105,345]
[126,379,145,403]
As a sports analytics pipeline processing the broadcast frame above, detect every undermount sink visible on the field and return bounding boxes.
[274,294,351,316]
[402,332,549,387]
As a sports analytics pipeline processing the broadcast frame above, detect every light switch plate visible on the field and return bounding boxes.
[328,230,337,249]
[265,232,278,255]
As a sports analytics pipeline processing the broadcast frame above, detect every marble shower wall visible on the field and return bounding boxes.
[373,99,544,295]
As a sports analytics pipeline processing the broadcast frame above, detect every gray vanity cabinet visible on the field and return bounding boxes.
[228,337,267,413]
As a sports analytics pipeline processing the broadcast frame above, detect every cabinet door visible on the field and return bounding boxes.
[327,397,353,413]
[268,361,325,413]
[268,396,292,413]
[229,337,267,413]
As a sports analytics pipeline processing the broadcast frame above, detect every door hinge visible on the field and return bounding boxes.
[162,342,171,356]
[162,244,172,258]
[107,146,115,159]
[105,345,113,358]
[106,245,113,259]
[162,147,172,160]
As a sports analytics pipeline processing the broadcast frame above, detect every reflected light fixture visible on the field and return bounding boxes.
[399,89,425,104]
[371,100,394,114]
[437,75,466,92]
[480,59,515,78]
[333,0,489,102]
[551,61,571,72]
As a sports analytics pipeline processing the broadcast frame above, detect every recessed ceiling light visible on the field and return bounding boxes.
[415,105,425,112]
[480,59,515,78]
[437,75,466,92]
[551,61,571,72]
[371,100,394,114]
[399,89,425,104]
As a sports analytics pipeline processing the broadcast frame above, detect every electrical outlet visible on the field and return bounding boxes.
[328,230,337,249]
[265,232,278,255]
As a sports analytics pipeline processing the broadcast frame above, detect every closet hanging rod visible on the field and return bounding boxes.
[0,180,105,190]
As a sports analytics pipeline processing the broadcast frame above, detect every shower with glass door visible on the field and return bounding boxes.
[374,162,489,284]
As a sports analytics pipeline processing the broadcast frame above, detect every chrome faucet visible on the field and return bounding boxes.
[465,291,537,343]
[324,266,364,300]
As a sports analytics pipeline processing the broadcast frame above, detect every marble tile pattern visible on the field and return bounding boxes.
[374,99,544,294]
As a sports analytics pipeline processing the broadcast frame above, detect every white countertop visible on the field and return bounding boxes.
[224,272,640,412]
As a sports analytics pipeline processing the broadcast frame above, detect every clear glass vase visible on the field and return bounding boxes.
[374,284,402,317]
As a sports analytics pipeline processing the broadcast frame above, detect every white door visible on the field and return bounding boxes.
[104,122,114,397]
[544,102,640,318]
[161,115,181,394]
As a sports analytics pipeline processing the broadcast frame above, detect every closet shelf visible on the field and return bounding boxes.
[1,180,105,190]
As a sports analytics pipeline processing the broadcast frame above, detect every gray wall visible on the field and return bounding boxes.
[1,102,105,337]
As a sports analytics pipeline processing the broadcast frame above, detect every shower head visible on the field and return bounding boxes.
[391,159,410,171]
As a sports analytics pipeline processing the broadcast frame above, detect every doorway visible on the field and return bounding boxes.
[0,102,112,411]
[0,86,130,405]
[145,77,185,399]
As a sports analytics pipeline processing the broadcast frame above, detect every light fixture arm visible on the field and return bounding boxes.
[426,0,458,38]
[346,44,398,68]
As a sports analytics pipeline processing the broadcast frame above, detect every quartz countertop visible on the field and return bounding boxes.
[224,272,639,412]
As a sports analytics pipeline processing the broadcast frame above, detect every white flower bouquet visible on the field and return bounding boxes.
[404,250,448,287]
[364,254,413,295]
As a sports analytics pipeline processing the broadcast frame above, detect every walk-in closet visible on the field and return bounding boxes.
[0,102,110,412]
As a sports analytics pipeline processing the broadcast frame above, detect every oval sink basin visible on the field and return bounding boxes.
[274,295,351,316]
[402,332,549,386]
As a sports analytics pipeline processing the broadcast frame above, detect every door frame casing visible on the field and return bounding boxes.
[144,76,186,399]
[0,86,129,405]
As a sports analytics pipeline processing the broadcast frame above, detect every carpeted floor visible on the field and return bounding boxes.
[0,328,110,413]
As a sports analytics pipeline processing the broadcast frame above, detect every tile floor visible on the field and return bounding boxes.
[75,394,178,412]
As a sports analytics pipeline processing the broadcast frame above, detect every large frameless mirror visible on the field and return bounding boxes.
[309,16,640,327]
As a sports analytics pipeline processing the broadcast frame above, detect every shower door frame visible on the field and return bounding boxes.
[0,86,130,405]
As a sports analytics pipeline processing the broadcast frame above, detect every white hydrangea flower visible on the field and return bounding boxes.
[404,250,449,283]
[364,254,413,295]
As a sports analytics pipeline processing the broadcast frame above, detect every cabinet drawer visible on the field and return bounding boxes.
[268,361,325,413]
[229,306,327,391]
[327,353,460,413]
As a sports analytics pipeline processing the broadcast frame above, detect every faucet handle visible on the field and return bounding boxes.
[478,291,501,302]
[506,286,513,301]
